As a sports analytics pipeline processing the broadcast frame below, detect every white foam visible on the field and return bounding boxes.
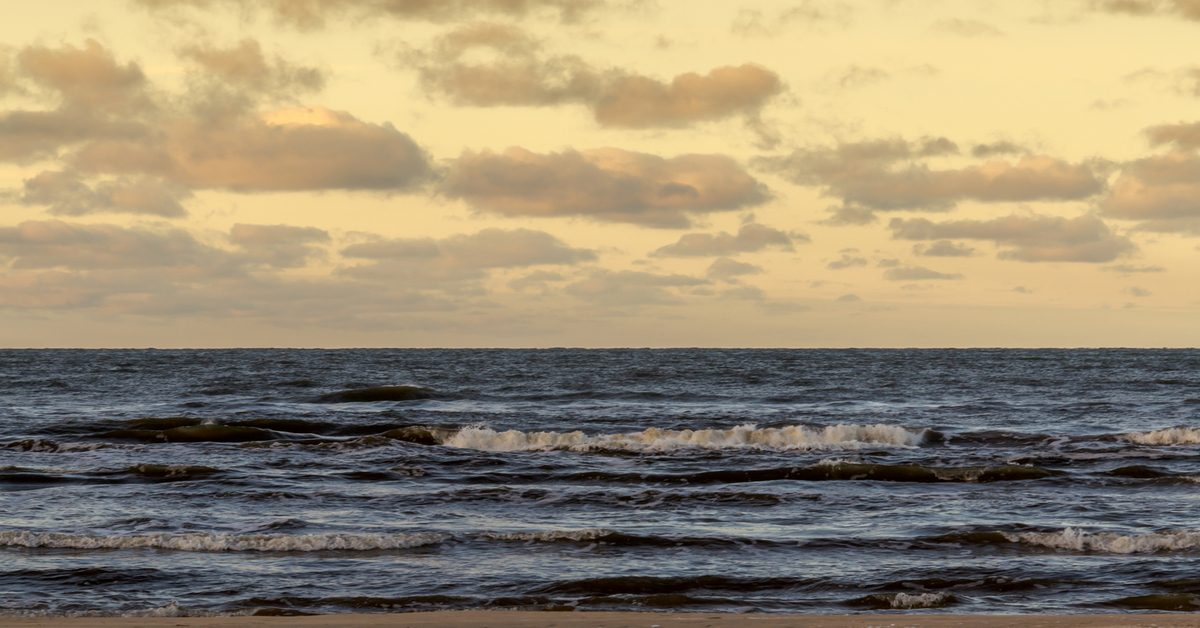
[478,529,614,542]
[0,601,249,618]
[890,592,951,608]
[442,423,927,452]
[0,530,448,552]
[1007,527,1200,553]
[1127,428,1200,446]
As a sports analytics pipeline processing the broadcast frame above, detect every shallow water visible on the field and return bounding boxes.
[2,349,1199,616]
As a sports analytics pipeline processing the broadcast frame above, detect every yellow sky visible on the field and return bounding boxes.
[2,0,1199,347]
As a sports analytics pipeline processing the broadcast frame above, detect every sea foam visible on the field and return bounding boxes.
[0,601,248,618]
[0,531,448,552]
[442,423,928,452]
[889,592,953,608]
[1007,527,1200,553]
[1127,428,1200,446]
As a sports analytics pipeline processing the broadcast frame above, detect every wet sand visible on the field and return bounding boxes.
[2,612,1199,628]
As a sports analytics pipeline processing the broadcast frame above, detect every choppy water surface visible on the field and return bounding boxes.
[3,349,1200,617]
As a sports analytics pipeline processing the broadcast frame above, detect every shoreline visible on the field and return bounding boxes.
[3,611,1200,628]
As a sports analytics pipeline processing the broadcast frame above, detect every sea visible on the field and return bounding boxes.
[2,348,1200,617]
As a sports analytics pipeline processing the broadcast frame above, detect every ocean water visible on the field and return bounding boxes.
[2,348,1200,617]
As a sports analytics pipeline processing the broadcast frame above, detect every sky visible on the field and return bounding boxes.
[2,0,1200,348]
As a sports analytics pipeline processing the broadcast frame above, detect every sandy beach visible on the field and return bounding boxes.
[3,612,1200,628]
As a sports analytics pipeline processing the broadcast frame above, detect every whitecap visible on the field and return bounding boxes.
[0,530,448,552]
[441,423,928,452]
[1008,527,1200,553]
[1127,428,1200,446]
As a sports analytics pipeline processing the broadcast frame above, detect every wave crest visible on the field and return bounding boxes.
[1007,527,1200,553]
[442,423,929,452]
[0,531,448,552]
[1127,428,1200,446]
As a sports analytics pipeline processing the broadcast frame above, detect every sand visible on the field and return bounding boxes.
[2,612,1199,628]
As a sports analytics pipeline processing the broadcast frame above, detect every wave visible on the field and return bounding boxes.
[442,423,931,452]
[0,531,448,552]
[0,601,248,618]
[539,574,810,595]
[2,439,130,453]
[118,464,223,480]
[479,529,615,543]
[101,425,286,443]
[1006,528,1200,553]
[563,461,1052,485]
[317,385,435,403]
[1127,428,1200,445]
[1108,594,1200,612]
[848,592,955,609]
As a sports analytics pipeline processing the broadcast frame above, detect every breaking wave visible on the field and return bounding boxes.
[442,423,931,452]
[1006,528,1200,553]
[850,592,955,609]
[0,601,250,618]
[0,531,448,552]
[1127,428,1200,446]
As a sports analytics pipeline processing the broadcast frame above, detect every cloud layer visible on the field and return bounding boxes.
[443,147,768,227]
[769,137,1105,211]
[889,214,1135,262]
[134,0,606,27]
[409,24,782,131]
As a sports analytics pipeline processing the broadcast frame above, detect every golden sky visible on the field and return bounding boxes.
[2,0,1200,347]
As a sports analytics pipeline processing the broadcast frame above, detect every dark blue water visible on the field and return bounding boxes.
[3,349,1200,617]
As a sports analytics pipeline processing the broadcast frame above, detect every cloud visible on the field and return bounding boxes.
[971,141,1027,158]
[931,18,1004,36]
[0,220,232,271]
[133,0,606,27]
[594,64,782,129]
[0,219,333,273]
[1125,286,1152,297]
[411,23,604,108]
[1099,122,1200,231]
[0,109,148,163]
[408,25,782,133]
[915,240,975,257]
[564,269,709,306]
[18,170,189,217]
[731,2,853,36]
[229,223,330,268]
[889,214,1136,262]
[1101,152,1200,224]
[883,266,964,281]
[0,221,517,324]
[0,47,18,95]
[767,137,1105,211]
[819,205,877,225]
[1104,264,1166,273]
[507,269,565,292]
[442,147,768,227]
[1145,121,1200,149]
[1092,0,1200,21]
[706,257,762,281]
[651,222,795,256]
[827,253,867,269]
[1,40,430,195]
[836,65,889,88]
[340,227,596,288]
[16,39,151,114]
[72,106,431,192]
[0,41,152,162]
[179,39,326,118]
[836,293,861,302]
